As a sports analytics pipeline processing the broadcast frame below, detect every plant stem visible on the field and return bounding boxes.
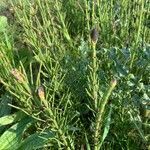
[46,109,71,150]
[92,43,98,109]
[94,79,117,150]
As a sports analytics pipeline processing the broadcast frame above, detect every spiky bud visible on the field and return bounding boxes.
[90,28,99,44]
[37,86,45,101]
[111,79,117,88]
[11,69,24,83]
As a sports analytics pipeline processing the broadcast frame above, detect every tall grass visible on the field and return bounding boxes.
[0,0,149,149]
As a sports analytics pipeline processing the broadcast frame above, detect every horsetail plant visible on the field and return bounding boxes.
[0,0,149,149]
[11,68,25,83]
[94,79,117,150]
[87,28,117,149]
[37,85,48,108]
[89,27,99,110]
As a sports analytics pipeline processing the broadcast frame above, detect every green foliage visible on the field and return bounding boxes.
[18,131,55,150]
[0,16,8,32]
[0,116,34,150]
[0,0,149,149]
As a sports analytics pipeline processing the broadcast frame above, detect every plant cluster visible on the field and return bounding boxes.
[0,0,149,149]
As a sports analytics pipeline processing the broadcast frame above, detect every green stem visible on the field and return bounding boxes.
[84,0,90,31]
[94,80,117,150]
[130,0,144,69]
[46,109,71,150]
[92,43,98,109]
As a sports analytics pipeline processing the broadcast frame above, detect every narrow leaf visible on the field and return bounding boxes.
[85,133,91,150]
[98,105,113,149]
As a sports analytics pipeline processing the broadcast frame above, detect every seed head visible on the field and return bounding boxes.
[37,86,45,101]
[90,28,99,43]
[11,69,24,83]
[111,79,117,88]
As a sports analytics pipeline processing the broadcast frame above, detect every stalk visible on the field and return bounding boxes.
[37,83,71,149]
[94,79,117,150]
[130,0,144,69]
[91,28,99,109]
[84,0,90,31]
[46,108,71,150]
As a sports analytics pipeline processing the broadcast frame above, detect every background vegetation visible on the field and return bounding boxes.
[0,0,149,149]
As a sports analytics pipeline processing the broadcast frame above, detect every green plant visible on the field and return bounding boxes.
[0,0,149,149]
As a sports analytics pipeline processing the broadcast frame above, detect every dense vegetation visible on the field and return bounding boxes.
[0,0,149,149]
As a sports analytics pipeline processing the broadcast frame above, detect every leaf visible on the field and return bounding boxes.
[0,94,12,133]
[98,105,113,149]
[0,94,12,117]
[120,47,131,59]
[128,110,146,141]
[0,114,17,126]
[0,117,34,150]
[85,133,91,150]
[0,1,7,10]
[115,60,128,77]
[0,111,25,126]
[18,131,55,150]
[0,16,8,32]
[68,126,81,132]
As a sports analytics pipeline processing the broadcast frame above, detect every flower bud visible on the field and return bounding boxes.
[90,28,99,44]
[111,79,117,88]
[37,86,45,101]
[11,69,24,83]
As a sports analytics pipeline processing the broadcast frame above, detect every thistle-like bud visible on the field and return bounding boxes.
[37,86,45,101]
[90,28,99,44]
[11,69,25,83]
[111,79,117,88]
